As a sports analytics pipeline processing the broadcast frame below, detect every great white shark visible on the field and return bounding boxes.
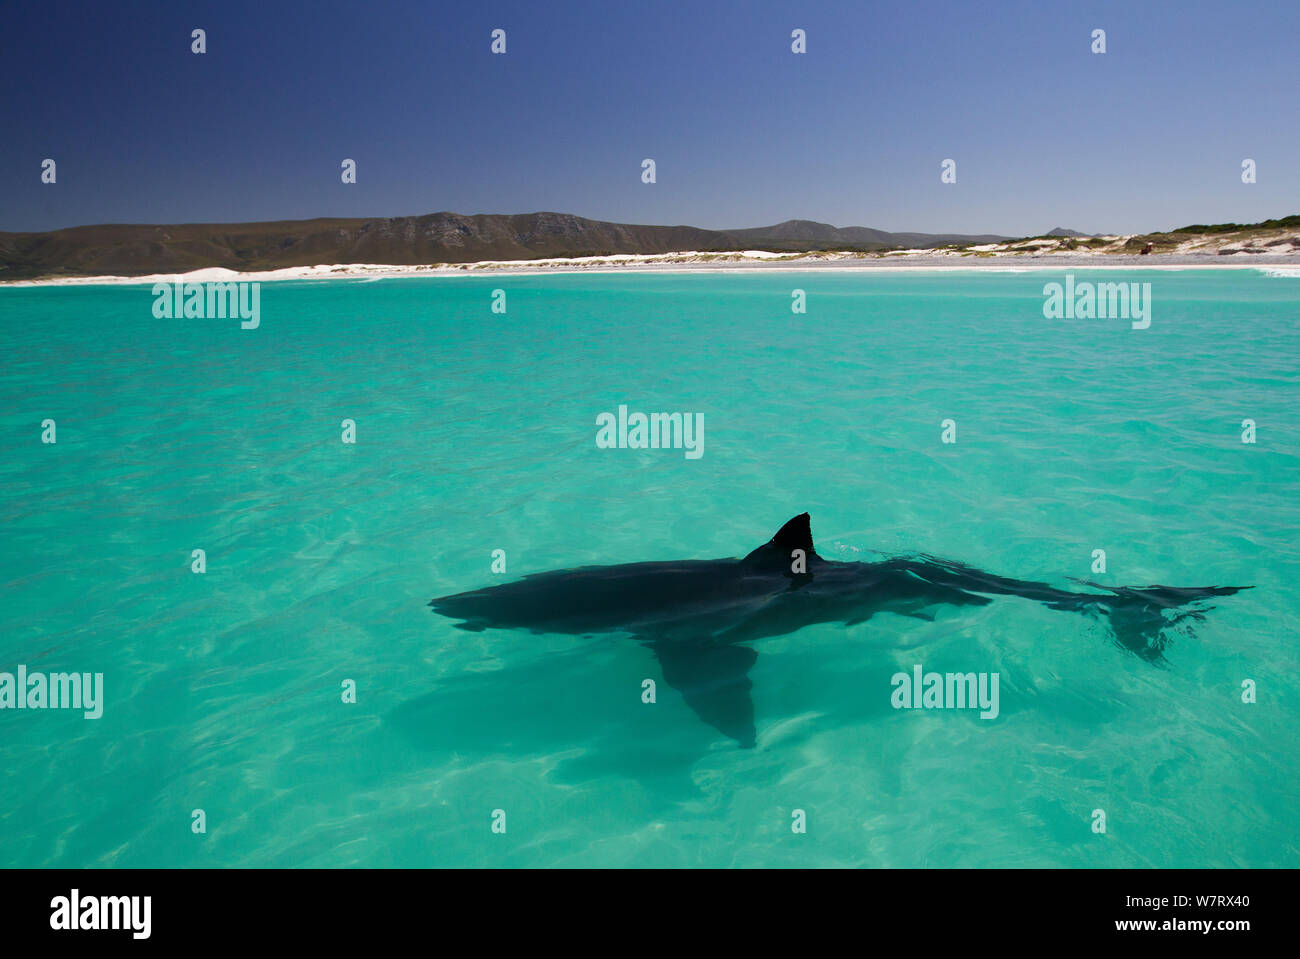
[430,514,1249,747]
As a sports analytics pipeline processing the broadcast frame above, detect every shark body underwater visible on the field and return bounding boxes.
[430,514,1249,748]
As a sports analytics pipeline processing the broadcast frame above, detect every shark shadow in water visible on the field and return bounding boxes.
[430,514,1250,748]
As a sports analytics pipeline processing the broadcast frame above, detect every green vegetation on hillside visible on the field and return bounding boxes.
[1174,214,1300,234]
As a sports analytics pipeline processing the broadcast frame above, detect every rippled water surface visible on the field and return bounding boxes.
[1,270,1297,867]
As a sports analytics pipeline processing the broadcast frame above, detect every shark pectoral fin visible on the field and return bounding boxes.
[650,642,759,748]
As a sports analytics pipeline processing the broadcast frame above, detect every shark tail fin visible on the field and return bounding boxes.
[1062,581,1253,663]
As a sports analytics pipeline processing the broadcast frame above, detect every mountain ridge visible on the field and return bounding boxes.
[0,211,1011,280]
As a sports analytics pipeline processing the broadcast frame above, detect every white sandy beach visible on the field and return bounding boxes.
[5,249,1300,287]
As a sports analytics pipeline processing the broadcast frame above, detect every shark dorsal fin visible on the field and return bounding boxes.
[771,513,815,556]
[741,513,819,569]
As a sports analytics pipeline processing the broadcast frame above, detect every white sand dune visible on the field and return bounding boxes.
[5,251,1300,287]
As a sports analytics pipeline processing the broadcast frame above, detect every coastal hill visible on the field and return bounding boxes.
[0,212,1008,280]
[725,219,1008,250]
[2,212,1297,280]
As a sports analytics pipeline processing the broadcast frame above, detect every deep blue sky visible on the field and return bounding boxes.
[3,0,1297,235]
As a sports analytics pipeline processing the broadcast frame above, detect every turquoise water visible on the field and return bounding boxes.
[1,269,1297,868]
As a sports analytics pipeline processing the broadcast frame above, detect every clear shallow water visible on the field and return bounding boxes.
[0,269,1297,868]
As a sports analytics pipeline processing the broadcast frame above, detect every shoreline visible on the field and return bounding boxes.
[4,252,1300,287]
